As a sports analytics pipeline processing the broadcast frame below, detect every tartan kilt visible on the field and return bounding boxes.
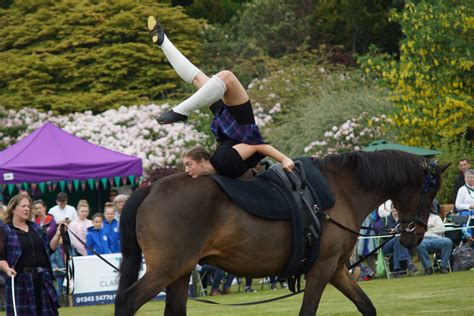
[4,269,59,316]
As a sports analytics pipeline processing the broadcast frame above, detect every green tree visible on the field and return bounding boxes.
[312,0,403,54]
[359,0,473,148]
[0,0,205,113]
[186,0,247,24]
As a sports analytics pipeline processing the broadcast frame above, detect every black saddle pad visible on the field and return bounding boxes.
[209,157,335,220]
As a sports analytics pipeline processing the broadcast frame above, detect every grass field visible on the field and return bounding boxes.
[60,271,474,315]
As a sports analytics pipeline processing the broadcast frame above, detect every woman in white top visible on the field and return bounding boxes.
[455,169,474,212]
[68,200,93,256]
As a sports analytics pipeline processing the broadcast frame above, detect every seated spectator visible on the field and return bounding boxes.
[269,276,288,290]
[453,159,470,203]
[68,200,93,256]
[455,169,474,213]
[48,192,77,224]
[33,199,57,241]
[86,213,111,255]
[380,205,417,276]
[198,265,234,296]
[113,194,128,222]
[243,277,256,293]
[378,200,393,218]
[103,202,121,253]
[416,210,453,275]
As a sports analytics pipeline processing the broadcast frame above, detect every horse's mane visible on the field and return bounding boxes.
[313,150,427,192]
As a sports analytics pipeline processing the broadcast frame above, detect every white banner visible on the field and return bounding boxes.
[71,253,166,306]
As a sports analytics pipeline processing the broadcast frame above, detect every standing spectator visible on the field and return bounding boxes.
[33,199,57,241]
[0,193,63,315]
[453,159,471,203]
[113,194,128,222]
[85,213,111,255]
[356,210,381,272]
[68,200,93,256]
[0,196,6,224]
[50,240,66,301]
[108,189,118,202]
[415,211,453,275]
[48,192,77,224]
[103,202,121,253]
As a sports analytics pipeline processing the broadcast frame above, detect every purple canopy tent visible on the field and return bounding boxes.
[0,122,142,192]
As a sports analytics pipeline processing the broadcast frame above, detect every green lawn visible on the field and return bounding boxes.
[61,271,474,315]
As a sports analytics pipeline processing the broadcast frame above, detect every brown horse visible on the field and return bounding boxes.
[115,150,448,315]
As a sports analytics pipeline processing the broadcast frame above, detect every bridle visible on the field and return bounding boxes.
[398,160,439,234]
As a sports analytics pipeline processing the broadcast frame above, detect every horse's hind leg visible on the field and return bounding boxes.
[115,270,172,316]
[164,273,191,316]
[330,265,376,315]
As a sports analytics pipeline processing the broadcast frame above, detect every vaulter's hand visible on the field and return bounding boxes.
[282,157,295,172]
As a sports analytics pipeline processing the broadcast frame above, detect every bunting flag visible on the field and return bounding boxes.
[22,182,30,191]
[73,180,80,191]
[101,178,108,189]
[95,179,100,190]
[67,181,73,192]
[81,181,87,192]
[128,175,135,187]
[48,181,53,192]
[15,184,22,192]
[31,183,38,191]
[59,181,66,192]
[108,178,114,187]
[38,182,46,194]
[114,177,121,187]
[87,179,94,191]
[121,177,127,186]
[7,184,15,195]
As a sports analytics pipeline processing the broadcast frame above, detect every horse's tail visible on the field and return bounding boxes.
[117,185,151,295]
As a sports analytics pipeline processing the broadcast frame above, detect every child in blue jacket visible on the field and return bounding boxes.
[85,213,111,255]
[102,203,121,253]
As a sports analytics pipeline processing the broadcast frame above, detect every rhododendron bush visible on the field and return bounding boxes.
[0,104,208,177]
[304,112,391,157]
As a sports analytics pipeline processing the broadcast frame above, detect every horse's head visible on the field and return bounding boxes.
[393,160,450,249]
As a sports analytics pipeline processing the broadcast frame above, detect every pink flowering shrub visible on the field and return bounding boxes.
[304,112,391,157]
[0,104,208,177]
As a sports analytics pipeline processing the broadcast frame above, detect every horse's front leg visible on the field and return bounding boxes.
[330,265,376,316]
[299,257,339,316]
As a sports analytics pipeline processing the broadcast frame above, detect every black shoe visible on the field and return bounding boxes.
[147,16,165,45]
[440,267,450,274]
[424,267,433,275]
[244,286,256,293]
[157,110,188,124]
[408,263,418,273]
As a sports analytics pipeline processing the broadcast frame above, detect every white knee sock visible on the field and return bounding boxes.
[173,76,227,116]
[160,35,200,84]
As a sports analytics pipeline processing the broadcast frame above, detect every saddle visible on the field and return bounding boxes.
[209,157,335,289]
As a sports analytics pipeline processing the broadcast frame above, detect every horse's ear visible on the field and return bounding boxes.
[436,163,451,174]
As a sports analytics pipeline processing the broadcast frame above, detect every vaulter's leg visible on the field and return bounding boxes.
[330,265,376,316]
[148,17,249,124]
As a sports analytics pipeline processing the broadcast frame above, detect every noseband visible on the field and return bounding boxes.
[398,160,438,234]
